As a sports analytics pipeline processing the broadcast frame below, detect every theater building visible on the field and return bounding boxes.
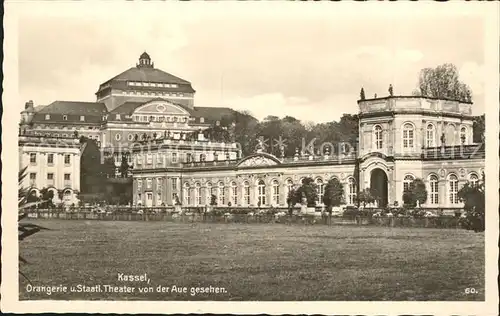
[19,52,243,177]
[132,96,484,209]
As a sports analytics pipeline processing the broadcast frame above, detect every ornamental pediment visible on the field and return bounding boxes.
[237,153,281,168]
[134,100,189,115]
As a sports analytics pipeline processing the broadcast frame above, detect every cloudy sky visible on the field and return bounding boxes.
[17,3,486,123]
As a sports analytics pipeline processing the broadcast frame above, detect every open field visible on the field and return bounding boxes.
[19,220,484,301]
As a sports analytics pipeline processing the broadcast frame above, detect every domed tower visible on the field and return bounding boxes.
[20,100,35,126]
[137,51,154,68]
[95,52,196,111]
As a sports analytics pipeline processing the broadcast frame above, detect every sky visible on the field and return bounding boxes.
[17,3,486,123]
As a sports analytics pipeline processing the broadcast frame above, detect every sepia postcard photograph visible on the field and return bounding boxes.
[1,1,499,315]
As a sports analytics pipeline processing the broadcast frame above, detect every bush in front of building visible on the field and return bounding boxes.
[293,177,318,207]
[402,178,428,208]
[322,178,344,213]
[457,173,485,232]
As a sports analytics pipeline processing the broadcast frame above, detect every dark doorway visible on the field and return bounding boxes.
[370,168,388,207]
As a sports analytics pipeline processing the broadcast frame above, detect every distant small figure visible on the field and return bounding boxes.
[374,93,378,98]
[360,87,366,100]
[388,84,394,96]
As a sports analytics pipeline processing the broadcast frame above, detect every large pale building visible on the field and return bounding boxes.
[132,96,484,208]
[18,52,485,208]
[19,53,245,179]
[18,134,83,206]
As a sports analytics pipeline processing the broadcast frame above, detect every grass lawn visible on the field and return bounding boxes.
[19,220,484,301]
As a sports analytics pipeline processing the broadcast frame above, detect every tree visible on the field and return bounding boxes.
[322,178,344,209]
[356,188,375,207]
[473,114,485,143]
[119,154,130,178]
[416,63,473,102]
[360,87,366,100]
[294,177,318,207]
[458,173,485,232]
[101,156,116,179]
[402,178,427,208]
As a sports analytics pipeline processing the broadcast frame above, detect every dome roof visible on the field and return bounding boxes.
[140,52,151,60]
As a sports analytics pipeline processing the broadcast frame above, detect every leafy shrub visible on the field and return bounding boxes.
[18,167,50,284]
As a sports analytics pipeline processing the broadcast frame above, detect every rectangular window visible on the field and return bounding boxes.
[172,178,178,190]
[63,115,68,121]
[116,114,121,120]
[47,153,54,164]
[146,154,152,164]
[45,114,50,120]
[156,178,162,190]
[172,152,178,163]
[64,173,71,181]
[80,116,85,121]
[47,173,54,180]
[147,178,152,189]
[30,153,37,164]
[137,179,143,189]
[64,154,71,165]
[29,173,36,180]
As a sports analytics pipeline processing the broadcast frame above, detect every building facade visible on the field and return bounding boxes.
[132,96,484,209]
[19,52,245,180]
[19,134,83,206]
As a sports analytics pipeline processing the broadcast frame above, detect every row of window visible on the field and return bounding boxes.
[127,81,179,88]
[45,114,87,121]
[28,172,71,183]
[121,90,185,97]
[372,123,469,150]
[136,177,357,207]
[136,172,478,206]
[131,115,189,123]
[402,173,479,205]
[29,153,72,165]
[135,151,234,165]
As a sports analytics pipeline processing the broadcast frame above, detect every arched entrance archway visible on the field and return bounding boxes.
[370,168,388,207]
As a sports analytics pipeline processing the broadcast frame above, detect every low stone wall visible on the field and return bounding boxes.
[26,210,462,229]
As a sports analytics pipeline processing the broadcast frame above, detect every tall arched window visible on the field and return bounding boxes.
[402,123,415,149]
[206,182,213,204]
[448,174,459,205]
[243,181,250,206]
[272,180,280,205]
[199,153,206,162]
[186,153,193,163]
[316,178,324,205]
[373,125,383,150]
[230,181,238,205]
[426,124,435,147]
[183,183,191,206]
[403,174,415,192]
[258,180,266,206]
[469,173,479,187]
[460,127,467,144]
[217,182,225,205]
[347,178,356,205]
[429,175,439,205]
[194,183,202,206]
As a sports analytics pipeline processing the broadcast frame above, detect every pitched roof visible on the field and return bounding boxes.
[37,101,108,116]
[191,106,238,124]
